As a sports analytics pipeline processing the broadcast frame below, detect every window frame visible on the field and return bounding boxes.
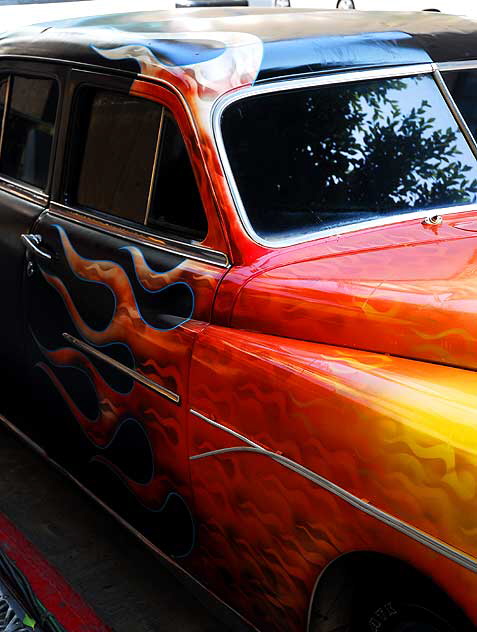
[213,61,477,249]
[62,72,210,245]
[0,61,62,200]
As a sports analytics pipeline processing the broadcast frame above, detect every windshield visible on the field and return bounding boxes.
[221,74,477,242]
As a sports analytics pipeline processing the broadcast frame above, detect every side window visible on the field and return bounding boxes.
[221,74,477,240]
[68,89,162,224]
[443,70,477,139]
[0,75,58,189]
[147,112,208,241]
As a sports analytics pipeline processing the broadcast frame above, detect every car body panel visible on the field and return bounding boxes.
[1,8,477,632]
[24,209,227,558]
[231,211,477,371]
[189,326,477,630]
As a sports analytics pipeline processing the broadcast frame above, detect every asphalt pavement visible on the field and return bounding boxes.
[0,424,250,632]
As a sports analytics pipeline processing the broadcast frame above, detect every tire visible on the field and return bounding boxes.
[336,0,355,9]
[359,600,456,631]
[309,555,472,632]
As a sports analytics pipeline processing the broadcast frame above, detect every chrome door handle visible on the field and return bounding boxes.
[21,234,52,261]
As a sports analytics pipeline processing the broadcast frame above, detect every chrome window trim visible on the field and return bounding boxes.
[144,107,165,227]
[64,333,180,404]
[0,175,48,206]
[434,68,477,159]
[0,75,10,162]
[438,60,477,72]
[47,203,230,268]
[212,62,477,249]
[190,409,477,574]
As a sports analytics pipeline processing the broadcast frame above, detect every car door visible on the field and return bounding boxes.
[0,61,62,420]
[23,70,230,559]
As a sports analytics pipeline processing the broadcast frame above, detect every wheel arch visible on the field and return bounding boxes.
[306,551,473,632]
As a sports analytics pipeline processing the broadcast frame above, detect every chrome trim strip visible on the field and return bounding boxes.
[0,75,10,161]
[438,60,477,72]
[212,62,477,250]
[145,107,165,227]
[0,411,260,632]
[63,332,180,405]
[190,410,477,573]
[0,175,48,206]
[433,68,477,159]
[47,204,230,268]
[190,409,263,449]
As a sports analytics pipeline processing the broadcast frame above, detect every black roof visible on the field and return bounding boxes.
[1,8,477,86]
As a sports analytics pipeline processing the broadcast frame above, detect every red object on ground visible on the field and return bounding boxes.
[0,512,110,631]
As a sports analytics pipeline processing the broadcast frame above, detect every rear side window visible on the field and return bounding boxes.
[68,88,208,241]
[147,112,208,241]
[0,75,58,190]
[69,89,162,224]
[222,74,477,241]
[443,70,477,140]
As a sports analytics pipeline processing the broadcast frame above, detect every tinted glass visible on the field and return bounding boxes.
[71,89,162,224]
[148,113,207,241]
[222,74,477,241]
[0,76,58,189]
[443,70,477,140]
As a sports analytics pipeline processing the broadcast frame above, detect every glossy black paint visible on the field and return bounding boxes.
[24,211,197,557]
[0,189,45,412]
[1,10,476,85]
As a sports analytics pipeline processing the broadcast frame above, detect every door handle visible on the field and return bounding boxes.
[21,234,52,261]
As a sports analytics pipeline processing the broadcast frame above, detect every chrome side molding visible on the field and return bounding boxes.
[190,409,477,573]
[63,333,180,405]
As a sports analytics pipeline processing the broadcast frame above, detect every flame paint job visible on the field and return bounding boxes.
[4,8,477,632]
[231,211,477,370]
[189,327,477,579]
[27,216,225,557]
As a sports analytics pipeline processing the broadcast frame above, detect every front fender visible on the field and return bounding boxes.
[188,325,477,631]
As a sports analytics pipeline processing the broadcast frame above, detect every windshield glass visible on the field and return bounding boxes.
[221,74,477,241]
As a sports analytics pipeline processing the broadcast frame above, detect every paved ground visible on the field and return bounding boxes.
[0,424,249,632]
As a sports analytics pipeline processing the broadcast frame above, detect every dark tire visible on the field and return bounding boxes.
[309,554,472,632]
[358,601,456,632]
[336,0,355,9]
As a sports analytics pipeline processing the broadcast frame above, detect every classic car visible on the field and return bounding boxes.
[1,7,477,632]
[333,1,477,15]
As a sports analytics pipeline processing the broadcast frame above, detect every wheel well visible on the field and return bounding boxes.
[307,552,473,632]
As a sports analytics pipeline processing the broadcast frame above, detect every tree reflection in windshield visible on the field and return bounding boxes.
[222,74,477,240]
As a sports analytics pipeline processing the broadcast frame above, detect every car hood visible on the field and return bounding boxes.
[232,216,477,371]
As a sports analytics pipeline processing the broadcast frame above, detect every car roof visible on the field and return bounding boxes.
[1,8,476,95]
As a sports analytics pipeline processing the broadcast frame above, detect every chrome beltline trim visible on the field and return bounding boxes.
[63,333,180,405]
[47,204,230,268]
[190,409,477,573]
[211,62,477,250]
[0,175,48,206]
